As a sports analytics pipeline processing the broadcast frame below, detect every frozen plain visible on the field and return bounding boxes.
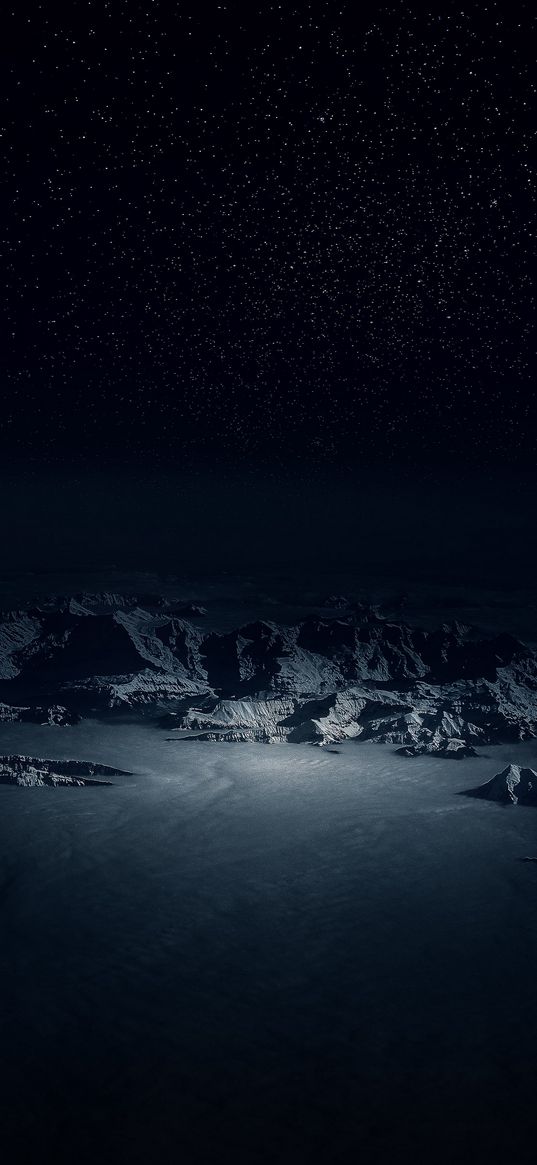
[1,719,537,1163]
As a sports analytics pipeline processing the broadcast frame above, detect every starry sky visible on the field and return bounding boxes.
[2,1,536,471]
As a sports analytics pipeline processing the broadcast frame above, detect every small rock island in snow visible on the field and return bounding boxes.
[463,763,537,806]
[0,755,131,787]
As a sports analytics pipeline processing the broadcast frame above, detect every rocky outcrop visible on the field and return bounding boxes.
[320,595,352,610]
[166,681,527,751]
[64,668,205,709]
[396,740,478,758]
[463,764,537,805]
[0,702,78,725]
[38,592,173,615]
[0,606,209,709]
[0,755,131,787]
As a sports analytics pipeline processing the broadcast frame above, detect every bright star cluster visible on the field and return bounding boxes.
[2,1,535,466]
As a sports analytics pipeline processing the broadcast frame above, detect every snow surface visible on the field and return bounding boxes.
[1,719,537,1161]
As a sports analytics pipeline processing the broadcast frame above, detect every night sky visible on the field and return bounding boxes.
[2,1,536,471]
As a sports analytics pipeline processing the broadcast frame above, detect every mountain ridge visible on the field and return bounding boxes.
[0,592,535,751]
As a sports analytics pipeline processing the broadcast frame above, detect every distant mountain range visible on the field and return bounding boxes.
[0,591,536,753]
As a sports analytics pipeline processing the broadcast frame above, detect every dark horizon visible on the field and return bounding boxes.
[0,461,535,589]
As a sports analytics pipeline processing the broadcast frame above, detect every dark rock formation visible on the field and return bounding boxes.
[463,764,537,805]
[0,755,132,787]
[396,741,478,758]
[0,594,536,750]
